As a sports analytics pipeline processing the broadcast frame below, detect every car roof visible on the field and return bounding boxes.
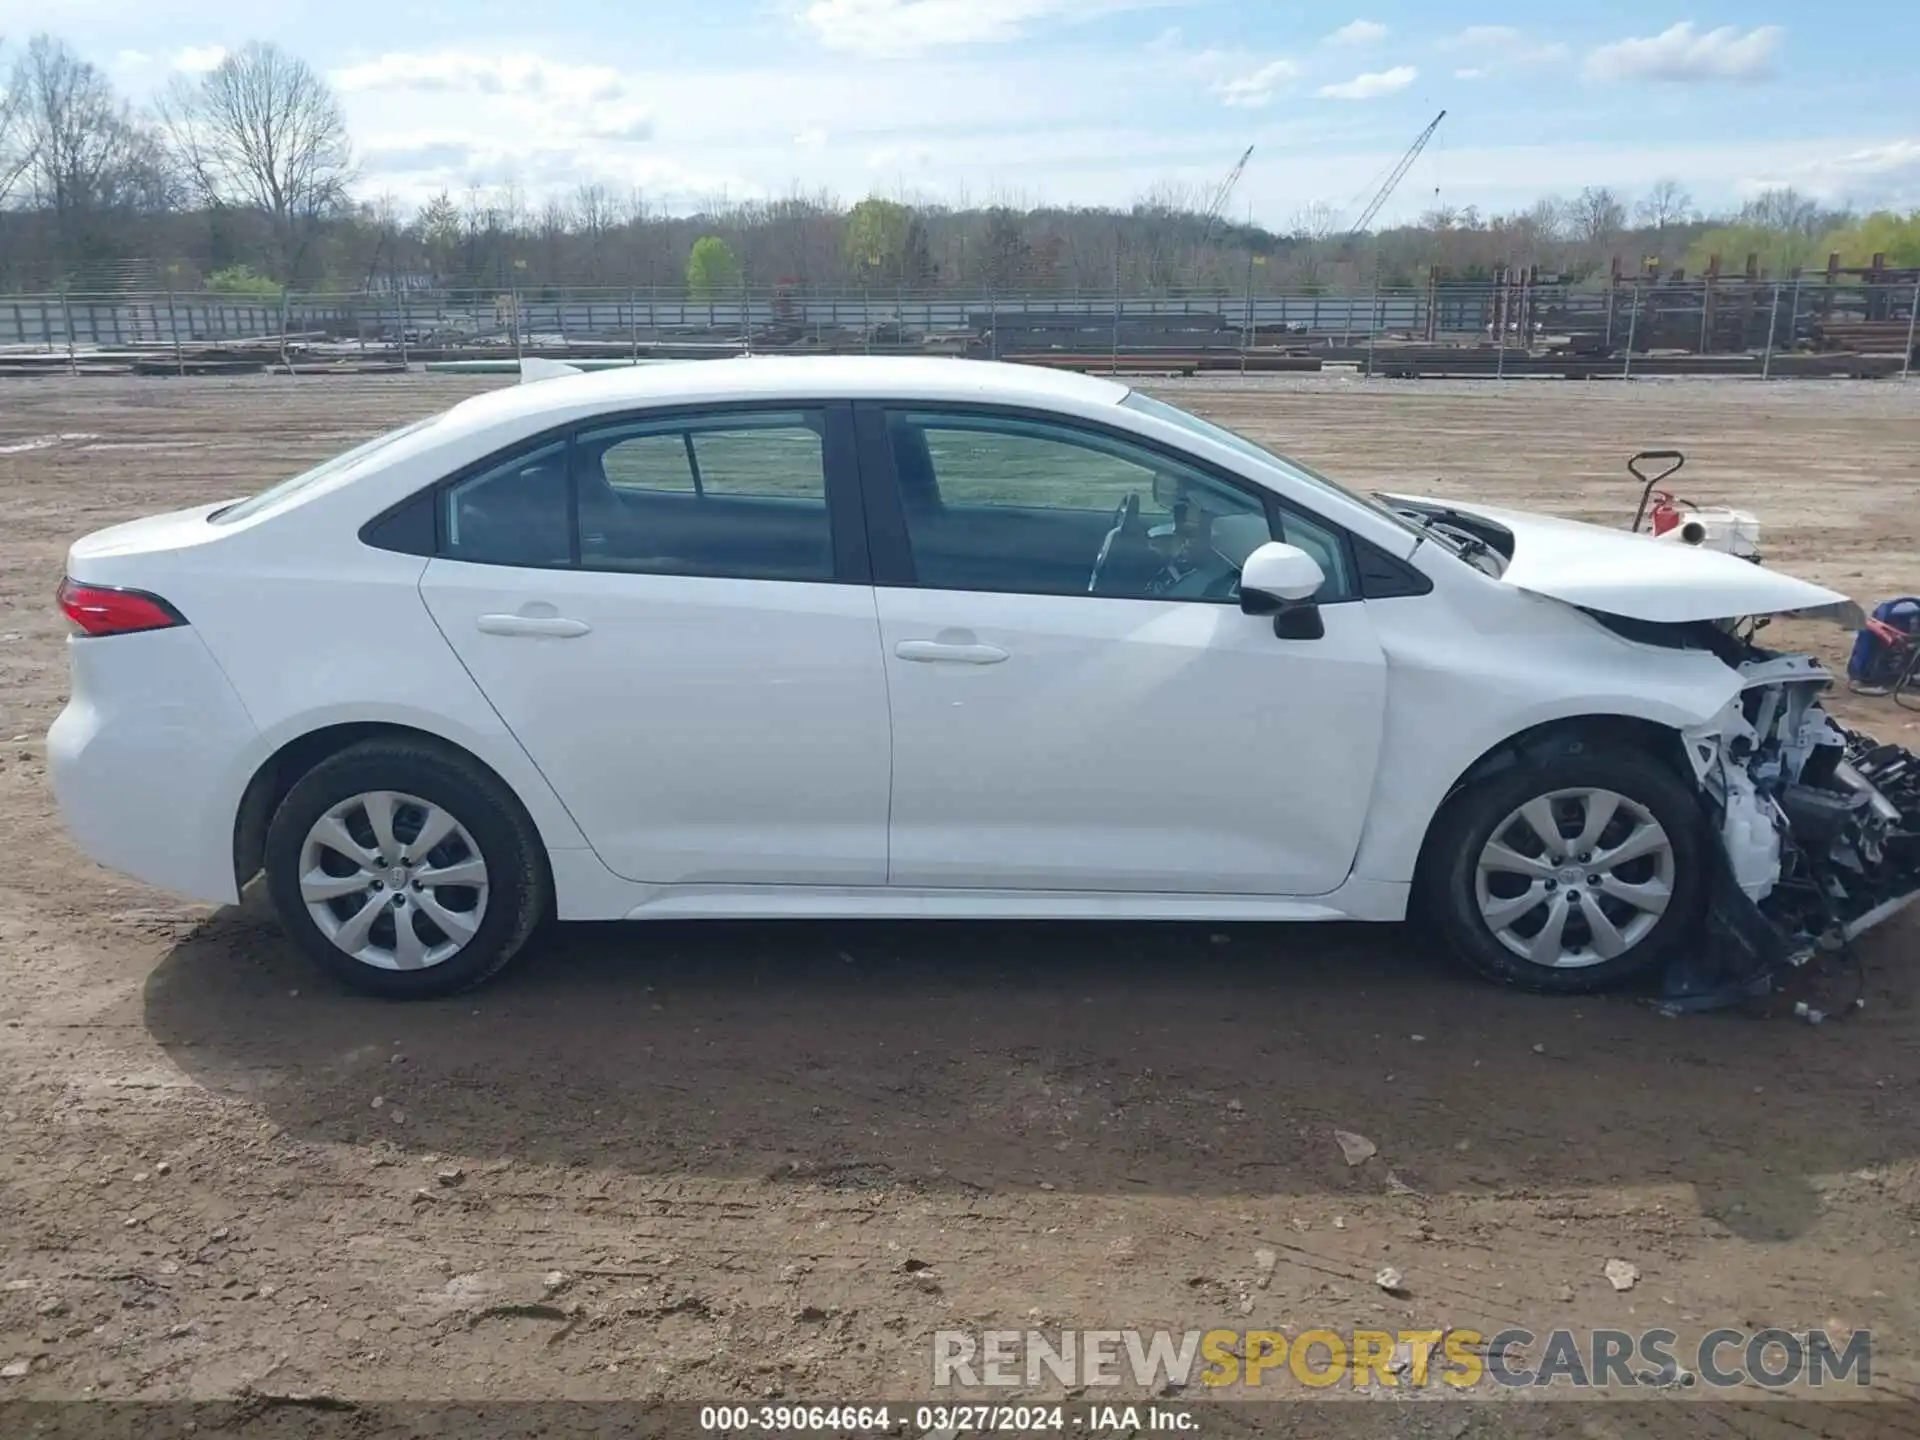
[443,355,1132,431]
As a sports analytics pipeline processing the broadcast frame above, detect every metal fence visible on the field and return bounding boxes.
[0,286,1444,348]
[3,280,1916,379]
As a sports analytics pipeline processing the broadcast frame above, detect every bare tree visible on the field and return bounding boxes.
[1133,179,1207,217]
[159,40,352,281]
[1287,201,1339,241]
[1473,197,1570,270]
[410,189,459,277]
[11,36,162,239]
[536,194,568,280]
[1566,186,1626,245]
[573,183,618,284]
[978,206,1030,289]
[1737,186,1830,237]
[359,190,403,288]
[0,37,32,208]
[1634,178,1693,230]
[1524,197,1568,240]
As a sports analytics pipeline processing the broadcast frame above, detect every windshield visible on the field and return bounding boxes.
[209,417,439,525]
[1119,390,1423,540]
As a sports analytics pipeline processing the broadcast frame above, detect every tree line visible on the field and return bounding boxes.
[2,30,1916,298]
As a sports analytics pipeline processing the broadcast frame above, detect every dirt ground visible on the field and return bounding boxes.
[2,372,1919,1437]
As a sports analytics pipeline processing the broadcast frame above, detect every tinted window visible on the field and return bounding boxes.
[884,410,1351,602]
[575,411,833,581]
[442,441,571,567]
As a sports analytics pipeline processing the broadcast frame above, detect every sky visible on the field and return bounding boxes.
[8,0,1920,226]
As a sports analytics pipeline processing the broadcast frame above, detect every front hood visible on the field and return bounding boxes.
[1384,494,1862,626]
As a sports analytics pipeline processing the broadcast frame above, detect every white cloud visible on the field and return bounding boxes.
[362,140,474,174]
[1215,58,1300,109]
[866,142,935,171]
[589,114,657,143]
[1323,20,1386,47]
[338,50,666,200]
[1317,65,1416,101]
[1739,137,1920,207]
[174,45,227,73]
[332,51,626,101]
[1453,67,1484,81]
[1437,26,1568,70]
[797,0,1169,59]
[1584,23,1783,85]
[335,44,1150,206]
[1830,138,1920,178]
[300,27,1887,224]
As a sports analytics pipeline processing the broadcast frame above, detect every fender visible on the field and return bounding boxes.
[1350,589,1741,886]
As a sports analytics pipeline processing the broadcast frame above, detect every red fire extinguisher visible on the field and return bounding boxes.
[1629,449,1688,536]
[1647,492,1685,536]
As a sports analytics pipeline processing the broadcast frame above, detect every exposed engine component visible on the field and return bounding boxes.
[1667,645,1920,1014]
[1768,737,1920,946]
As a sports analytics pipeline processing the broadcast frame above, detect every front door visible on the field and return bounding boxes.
[418,404,892,887]
[861,405,1387,895]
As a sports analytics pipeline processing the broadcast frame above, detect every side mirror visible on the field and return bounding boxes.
[1239,541,1325,614]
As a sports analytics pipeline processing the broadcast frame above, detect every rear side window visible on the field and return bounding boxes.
[574,411,834,581]
[441,442,572,567]
[427,411,837,583]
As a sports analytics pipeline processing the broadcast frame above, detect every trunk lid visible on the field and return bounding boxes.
[64,501,236,582]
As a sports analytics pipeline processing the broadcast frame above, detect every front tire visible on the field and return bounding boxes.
[1424,738,1708,994]
[263,738,549,998]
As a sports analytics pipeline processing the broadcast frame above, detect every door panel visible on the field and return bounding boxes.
[423,563,892,885]
[859,403,1388,897]
[877,587,1388,895]
[419,401,890,888]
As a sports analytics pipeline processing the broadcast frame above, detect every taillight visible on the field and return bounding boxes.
[56,577,187,637]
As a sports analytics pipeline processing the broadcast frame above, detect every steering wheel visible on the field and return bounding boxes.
[1088,491,1144,594]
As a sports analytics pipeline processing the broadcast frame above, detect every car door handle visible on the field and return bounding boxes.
[477,613,592,638]
[894,640,1009,665]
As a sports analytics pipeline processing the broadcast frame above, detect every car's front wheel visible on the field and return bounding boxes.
[1425,737,1708,993]
[263,738,548,998]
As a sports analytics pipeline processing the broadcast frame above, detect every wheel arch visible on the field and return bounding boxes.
[233,721,550,894]
[1411,712,1698,895]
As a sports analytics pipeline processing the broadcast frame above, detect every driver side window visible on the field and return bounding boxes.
[882,409,1347,602]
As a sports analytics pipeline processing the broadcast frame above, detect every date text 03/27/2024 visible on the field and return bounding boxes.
[697,1404,1197,1433]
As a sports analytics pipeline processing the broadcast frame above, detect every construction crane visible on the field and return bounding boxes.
[1200,145,1254,245]
[1346,110,1445,237]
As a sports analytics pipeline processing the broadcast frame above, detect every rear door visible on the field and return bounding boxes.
[418,403,893,887]
[856,402,1388,896]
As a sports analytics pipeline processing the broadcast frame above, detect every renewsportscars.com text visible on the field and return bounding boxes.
[933,1327,1871,1391]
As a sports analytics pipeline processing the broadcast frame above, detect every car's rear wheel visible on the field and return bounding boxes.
[1425,738,1708,993]
[263,738,548,998]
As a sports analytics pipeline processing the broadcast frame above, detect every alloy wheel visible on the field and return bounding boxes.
[297,790,489,971]
[1472,786,1675,969]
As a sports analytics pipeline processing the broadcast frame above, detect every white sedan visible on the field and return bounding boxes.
[47,358,1920,999]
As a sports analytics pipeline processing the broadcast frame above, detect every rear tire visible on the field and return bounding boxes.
[264,738,549,999]
[1424,737,1708,994]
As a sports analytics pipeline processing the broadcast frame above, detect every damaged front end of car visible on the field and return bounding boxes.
[1667,646,1920,1015]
